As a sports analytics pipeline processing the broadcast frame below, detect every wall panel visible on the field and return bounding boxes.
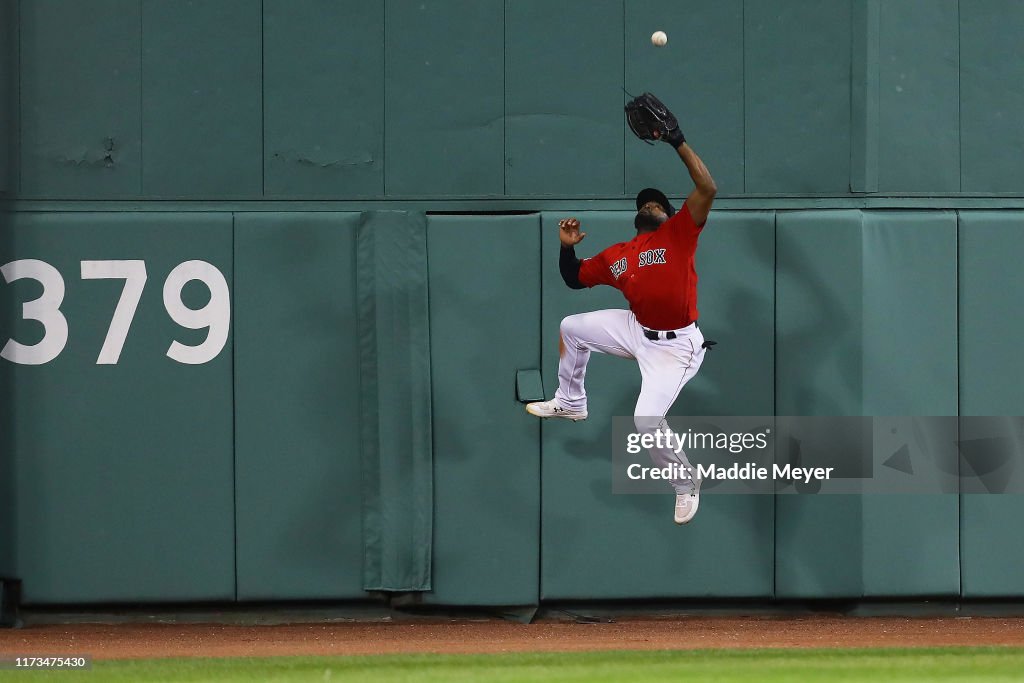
[775,210,864,598]
[745,0,851,193]
[505,0,623,196]
[0,213,234,603]
[19,0,141,197]
[860,211,959,597]
[233,212,366,600]
[0,0,16,195]
[263,1,384,196]
[385,0,504,196]
[960,0,1024,192]
[877,0,959,193]
[141,0,262,197]
[959,211,1024,596]
[776,210,960,598]
[423,214,541,605]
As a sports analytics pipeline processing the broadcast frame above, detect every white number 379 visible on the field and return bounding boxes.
[1,259,230,366]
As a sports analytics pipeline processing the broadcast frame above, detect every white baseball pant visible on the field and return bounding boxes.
[554,309,707,494]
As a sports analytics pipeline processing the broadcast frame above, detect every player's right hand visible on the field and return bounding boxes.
[558,217,586,247]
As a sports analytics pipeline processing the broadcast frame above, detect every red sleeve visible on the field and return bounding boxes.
[664,202,704,237]
[578,247,615,288]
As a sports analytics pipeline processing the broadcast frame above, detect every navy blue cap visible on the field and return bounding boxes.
[635,188,675,217]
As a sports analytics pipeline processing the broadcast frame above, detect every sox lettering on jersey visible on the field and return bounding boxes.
[639,248,667,267]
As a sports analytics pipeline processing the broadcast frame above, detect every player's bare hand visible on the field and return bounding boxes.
[558,217,586,247]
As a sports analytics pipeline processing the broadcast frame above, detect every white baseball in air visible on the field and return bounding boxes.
[651,30,668,47]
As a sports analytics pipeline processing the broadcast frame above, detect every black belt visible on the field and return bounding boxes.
[642,321,695,341]
[642,322,717,350]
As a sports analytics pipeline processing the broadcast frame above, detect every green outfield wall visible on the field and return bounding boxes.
[1,1,1024,606]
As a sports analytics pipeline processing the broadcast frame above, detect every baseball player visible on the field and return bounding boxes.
[526,93,716,525]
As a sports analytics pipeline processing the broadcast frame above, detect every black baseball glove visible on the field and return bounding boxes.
[625,92,686,148]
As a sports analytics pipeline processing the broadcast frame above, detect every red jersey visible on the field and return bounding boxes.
[578,203,704,330]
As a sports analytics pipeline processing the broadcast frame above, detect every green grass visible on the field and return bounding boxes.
[3,648,1024,682]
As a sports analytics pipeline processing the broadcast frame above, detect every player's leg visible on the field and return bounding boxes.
[633,327,707,521]
[527,309,636,420]
[634,350,705,495]
[555,309,636,409]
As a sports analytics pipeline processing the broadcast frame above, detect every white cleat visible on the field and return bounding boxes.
[525,399,588,422]
[674,487,700,525]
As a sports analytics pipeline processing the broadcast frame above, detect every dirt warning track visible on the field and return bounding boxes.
[2,616,1024,660]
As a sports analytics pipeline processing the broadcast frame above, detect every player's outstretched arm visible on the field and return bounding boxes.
[676,142,717,227]
[558,217,587,290]
[631,92,716,227]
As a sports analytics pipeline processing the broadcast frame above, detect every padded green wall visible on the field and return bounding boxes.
[859,212,959,597]
[958,212,1024,597]
[775,211,960,599]
[775,211,863,597]
[0,208,1022,603]
[0,213,235,602]
[234,212,365,600]
[423,214,540,605]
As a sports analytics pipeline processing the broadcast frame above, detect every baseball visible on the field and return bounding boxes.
[651,30,668,47]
